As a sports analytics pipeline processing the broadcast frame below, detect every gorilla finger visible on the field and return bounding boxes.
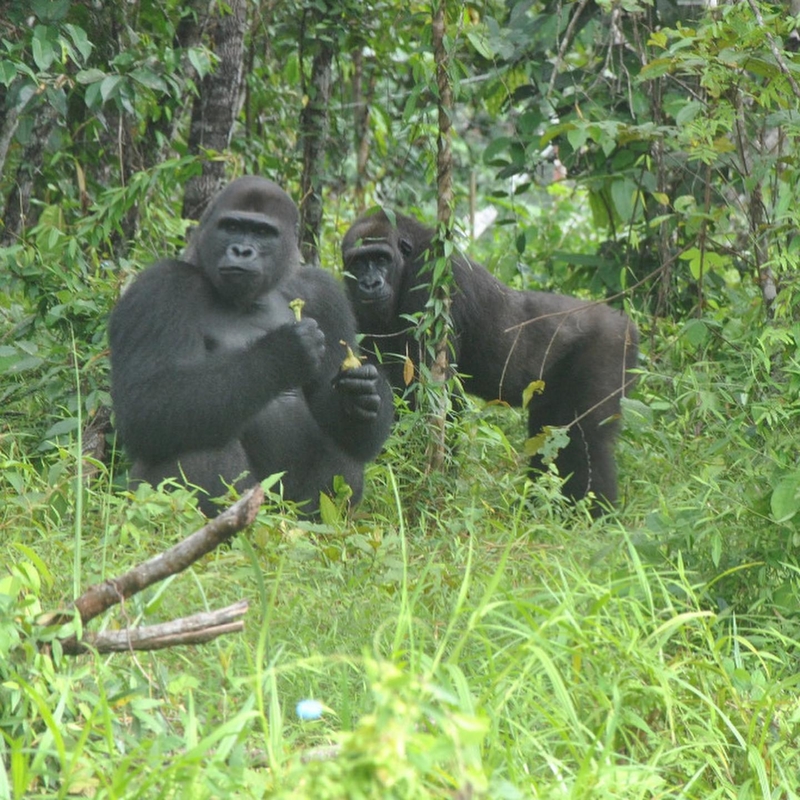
[333,374,379,393]
[345,403,381,421]
[339,364,379,380]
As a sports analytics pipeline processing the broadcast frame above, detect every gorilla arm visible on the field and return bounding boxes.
[283,267,394,462]
[109,260,324,465]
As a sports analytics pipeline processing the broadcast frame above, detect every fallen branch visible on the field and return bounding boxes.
[61,601,249,655]
[51,485,264,655]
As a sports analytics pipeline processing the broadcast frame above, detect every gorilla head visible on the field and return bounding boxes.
[186,177,300,308]
[341,210,420,330]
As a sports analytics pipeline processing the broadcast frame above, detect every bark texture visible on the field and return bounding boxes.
[182,0,248,221]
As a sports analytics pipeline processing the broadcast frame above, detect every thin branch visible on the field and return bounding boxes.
[61,601,249,655]
[746,0,800,100]
[40,487,264,656]
[547,0,593,101]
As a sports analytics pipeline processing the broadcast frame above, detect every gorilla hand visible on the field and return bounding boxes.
[333,363,384,421]
[267,317,326,385]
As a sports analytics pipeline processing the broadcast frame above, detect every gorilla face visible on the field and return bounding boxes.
[204,210,286,304]
[189,177,300,308]
[342,217,413,331]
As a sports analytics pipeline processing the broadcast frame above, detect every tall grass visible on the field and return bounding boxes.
[3,437,799,799]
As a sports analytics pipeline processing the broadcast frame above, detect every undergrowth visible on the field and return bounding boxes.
[3,351,800,798]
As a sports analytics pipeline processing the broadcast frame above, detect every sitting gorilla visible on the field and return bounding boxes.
[342,210,639,510]
[109,176,393,515]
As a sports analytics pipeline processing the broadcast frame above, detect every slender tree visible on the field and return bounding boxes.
[352,48,376,212]
[426,0,454,471]
[182,0,247,221]
[2,102,58,243]
[298,12,334,267]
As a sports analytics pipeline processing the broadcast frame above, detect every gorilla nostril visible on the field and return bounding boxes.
[231,244,255,259]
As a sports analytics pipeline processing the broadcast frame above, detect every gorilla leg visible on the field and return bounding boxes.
[526,346,625,509]
[241,394,366,514]
[130,440,255,515]
[527,399,619,508]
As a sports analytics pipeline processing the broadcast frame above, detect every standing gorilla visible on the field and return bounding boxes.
[109,177,393,515]
[342,211,639,510]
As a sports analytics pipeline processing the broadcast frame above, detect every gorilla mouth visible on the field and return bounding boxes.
[219,265,260,284]
[357,290,391,305]
[220,265,253,275]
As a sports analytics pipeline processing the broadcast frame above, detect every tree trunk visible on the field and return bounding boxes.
[146,0,209,167]
[182,0,248,221]
[2,101,58,244]
[427,0,454,472]
[299,37,334,267]
[352,49,376,212]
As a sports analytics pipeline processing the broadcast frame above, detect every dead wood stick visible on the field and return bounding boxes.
[42,486,263,656]
[72,485,264,625]
[61,600,249,655]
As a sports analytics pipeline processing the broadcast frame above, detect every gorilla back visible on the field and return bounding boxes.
[110,177,393,515]
[342,210,638,511]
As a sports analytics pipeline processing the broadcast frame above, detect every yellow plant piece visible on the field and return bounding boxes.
[289,298,305,321]
[339,340,365,371]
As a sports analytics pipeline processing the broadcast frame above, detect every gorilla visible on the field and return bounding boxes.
[342,210,639,510]
[109,177,393,515]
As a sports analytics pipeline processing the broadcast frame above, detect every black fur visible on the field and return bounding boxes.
[342,210,638,510]
[110,177,393,514]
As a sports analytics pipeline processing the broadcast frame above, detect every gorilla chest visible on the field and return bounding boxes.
[201,292,294,353]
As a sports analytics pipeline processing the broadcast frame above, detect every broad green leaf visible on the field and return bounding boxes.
[639,57,672,79]
[64,23,93,62]
[675,100,704,126]
[131,68,167,93]
[100,74,122,103]
[567,126,588,151]
[188,47,213,80]
[319,492,341,526]
[610,179,640,224]
[76,68,105,85]
[466,30,495,60]
[681,319,708,348]
[771,472,800,523]
[524,426,569,463]
[523,431,548,456]
[483,137,512,165]
[32,25,56,71]
[0,60,18,86]
[44,418,79,438]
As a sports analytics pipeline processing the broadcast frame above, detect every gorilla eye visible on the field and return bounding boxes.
[255,222,279,238]
[220,217,278,238]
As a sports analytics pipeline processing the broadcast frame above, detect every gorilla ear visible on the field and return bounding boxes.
[399,236,413,258]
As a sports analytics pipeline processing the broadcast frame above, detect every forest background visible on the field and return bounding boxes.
[2,0,800,797]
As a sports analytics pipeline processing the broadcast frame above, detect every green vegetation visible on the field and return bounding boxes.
[3,0,800,797]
